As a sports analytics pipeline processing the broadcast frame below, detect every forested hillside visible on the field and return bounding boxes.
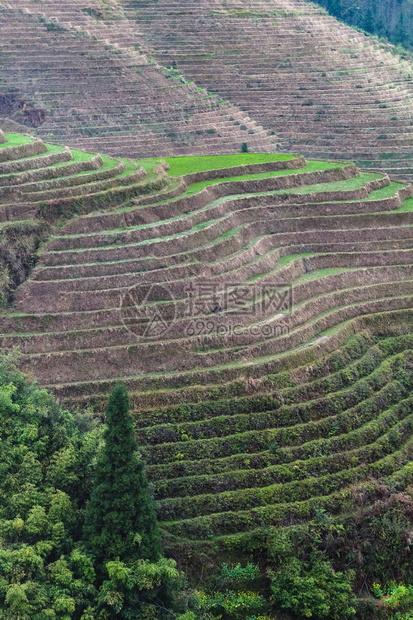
[314,0,413,50]
[0,357,184,618]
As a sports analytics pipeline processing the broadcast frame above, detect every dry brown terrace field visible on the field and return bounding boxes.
[122,0,413,180]
[0,1,276,157]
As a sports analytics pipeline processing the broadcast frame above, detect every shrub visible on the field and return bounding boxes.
[268,531,357,619]
[372,581,413,614]
[199,562,267,619]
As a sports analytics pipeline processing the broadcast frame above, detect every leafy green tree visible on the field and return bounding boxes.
[84,384,161,567]
[0,354,101,618]
[94,557,180,619]
[0,359,180,619]
[372,581,413,617]
[268,531,357,619]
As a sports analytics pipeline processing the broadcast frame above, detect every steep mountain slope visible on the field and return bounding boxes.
[0,3,275,157]
[1,0,413,568]
[2,0,146,52]
[7,0,413,177]
[122,0,413,179]
[1,134,413,556]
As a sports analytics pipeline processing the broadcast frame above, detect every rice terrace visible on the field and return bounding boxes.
[0,1,412,619]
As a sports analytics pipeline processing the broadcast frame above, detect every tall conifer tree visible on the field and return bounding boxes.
[84,383,161,566]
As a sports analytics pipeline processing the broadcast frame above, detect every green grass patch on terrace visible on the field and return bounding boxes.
[367,180,406,200]
[320,318,365,338]
[398,196,413,212]
[293,267,351,284]
[272,172,383,196]
[118,158,139,178]
[18,147,97,179]
[75,154,118,176]
[36,143,65,155]
[277,252,314,265]
[56,160,348,233]
[0,144,67,179]
[137,160,159,174]
[1,133,34,148]
[66,148,95,163]
[140,153,298,177]
[182,160,344,197]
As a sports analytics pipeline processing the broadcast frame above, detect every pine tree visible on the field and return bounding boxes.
[84,384,161,567]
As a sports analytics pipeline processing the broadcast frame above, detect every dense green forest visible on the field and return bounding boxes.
[0,354,412,619]
[0,360,182,619]
[313,0,413,50]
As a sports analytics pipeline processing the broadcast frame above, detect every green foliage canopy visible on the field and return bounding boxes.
[268,530,357,619]
[0,361,178,619]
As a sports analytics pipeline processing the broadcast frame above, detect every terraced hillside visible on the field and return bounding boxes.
[1,140,413,559]
[0,3,275,157]
[2,0,146,52]
[8,0,413,179]
[0,132,167,223]
[122,0,413,180]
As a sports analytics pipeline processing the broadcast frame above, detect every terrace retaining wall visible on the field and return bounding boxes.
[0,139,47,163]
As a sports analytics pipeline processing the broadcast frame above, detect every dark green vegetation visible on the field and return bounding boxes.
[147,153,295,178]
[0,219,51,305]
[314,0,413,51]
[0,360,181,619]
[84,384,161,566]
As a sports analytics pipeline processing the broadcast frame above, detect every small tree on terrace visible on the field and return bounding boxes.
[84,383,161,568]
